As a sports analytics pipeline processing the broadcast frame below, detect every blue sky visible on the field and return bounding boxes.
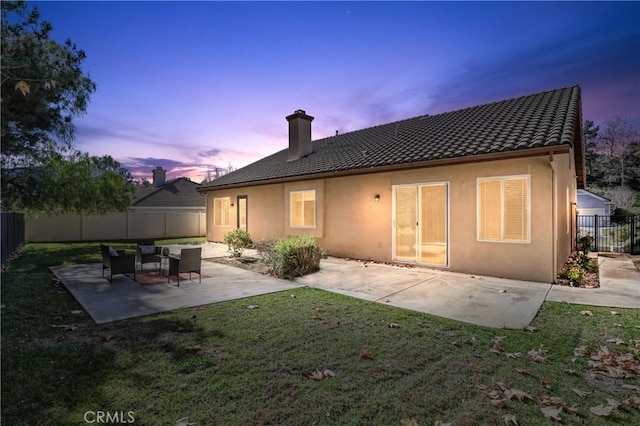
[31,1,640,182]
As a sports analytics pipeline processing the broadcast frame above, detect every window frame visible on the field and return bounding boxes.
[476,174,531,244]
[213,196,230,227]
[289,190,316,229]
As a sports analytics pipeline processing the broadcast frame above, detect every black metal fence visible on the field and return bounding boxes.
[1,212,25,268]
[576,214,639,254]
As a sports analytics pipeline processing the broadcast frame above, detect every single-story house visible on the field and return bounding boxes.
[198,86,586,283]
[576,189,613,229]
[577,189,612,217]
[26,167,206,242]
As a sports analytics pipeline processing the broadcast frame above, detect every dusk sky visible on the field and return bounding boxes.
[31,1,640,183]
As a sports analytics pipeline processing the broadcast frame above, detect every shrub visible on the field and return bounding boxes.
[223,229,253,258]
[266,235,321,279]
[562,262,585,286]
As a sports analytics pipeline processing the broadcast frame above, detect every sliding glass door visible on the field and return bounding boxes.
[393,183,448,266]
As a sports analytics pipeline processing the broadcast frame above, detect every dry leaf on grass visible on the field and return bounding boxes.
[522,325,537,332]
[515,368,531,376]
[359,348,373,359]
[502,413,518,425]
[399,418,419,426]
[606,338,625,345]
[623,396,640,409]
[622,384,640,391]
[610,311,619,315]
[311,314,322,320]
[539,380,551,389]
[70,310,83,314]
[174,417,195,426]
[452,338,471,347]
[503,388,533,402]
[588,346,640,378]
[573,346,589,357]
[50,324,77,331]
[388,323,401,329]
[247,304,259,309]
[612,322,623,327]
[308,369,335,380]
[490,342,504,354]
[589,404,614,417]
[540,406,562,421]
[528,348,547,363]
[103,335,116,343]
[572,388,592,397]
[490,399,505,409]
[433,421,452,426]
[580,310,594,316]
[184,345,203,354]
[505,352,523,359]
[176,326,190,332]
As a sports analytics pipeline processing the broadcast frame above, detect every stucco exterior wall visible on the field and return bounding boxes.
[553,151,578,279]
[204,152,578,283]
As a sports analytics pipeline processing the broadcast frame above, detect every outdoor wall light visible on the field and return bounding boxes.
[374,194,380,202]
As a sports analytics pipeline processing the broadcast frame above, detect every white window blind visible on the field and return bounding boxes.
[213,197,230,227]
[478,176,529,242]
[290,190,316,228]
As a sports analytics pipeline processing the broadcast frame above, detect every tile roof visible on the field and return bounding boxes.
[200,86,583,190]
[132,178,205,208]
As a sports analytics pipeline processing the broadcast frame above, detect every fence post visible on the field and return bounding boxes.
[593,215,598,252]
[632,214,637,254]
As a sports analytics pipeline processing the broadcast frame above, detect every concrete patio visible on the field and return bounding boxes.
[50,243,639,328]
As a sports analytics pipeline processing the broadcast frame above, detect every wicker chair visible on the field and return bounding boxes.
[168,247,202,286]
[136,239,161,271]
[100,244,136,283]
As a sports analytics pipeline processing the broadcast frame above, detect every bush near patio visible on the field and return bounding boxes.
[2,241,639,425]
[223,229,253,258]
[258,235,321,279]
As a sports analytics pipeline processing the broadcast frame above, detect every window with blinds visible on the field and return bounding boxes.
[477,175,530,242]
[290,190,316,228]
[213,197,230,227]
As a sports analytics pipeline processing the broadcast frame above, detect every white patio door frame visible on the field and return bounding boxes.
[392,182,449,267]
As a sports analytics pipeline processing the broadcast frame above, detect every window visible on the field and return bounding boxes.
[213,197,230,227]
[478,175,530,242]
[290,190,316,228]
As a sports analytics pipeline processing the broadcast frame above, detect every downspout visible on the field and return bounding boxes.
[549,152,557,283]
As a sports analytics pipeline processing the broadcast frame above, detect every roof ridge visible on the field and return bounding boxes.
[311,86,579,144]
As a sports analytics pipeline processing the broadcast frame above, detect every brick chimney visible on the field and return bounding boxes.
[286,109,314,161]
[152,166,166,187]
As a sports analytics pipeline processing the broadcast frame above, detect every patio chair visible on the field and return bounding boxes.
[136,239,161,271]
[168,247,202,286]
[100,244,136,283]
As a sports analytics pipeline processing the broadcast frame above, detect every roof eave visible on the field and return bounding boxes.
[198,145,572,192]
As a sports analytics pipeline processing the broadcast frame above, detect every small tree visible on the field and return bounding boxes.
[223,229,252,258]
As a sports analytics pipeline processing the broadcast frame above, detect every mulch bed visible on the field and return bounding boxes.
[206,256,271,275]
[556,253,600,288]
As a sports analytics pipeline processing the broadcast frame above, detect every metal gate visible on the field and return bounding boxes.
[576,214,639,254]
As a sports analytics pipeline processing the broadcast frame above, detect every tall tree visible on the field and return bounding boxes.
[596,116,637,188]
[583,120,602,188]
[1,1,134,215]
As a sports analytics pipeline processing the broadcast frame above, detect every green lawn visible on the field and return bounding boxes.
[2,242,639,425]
